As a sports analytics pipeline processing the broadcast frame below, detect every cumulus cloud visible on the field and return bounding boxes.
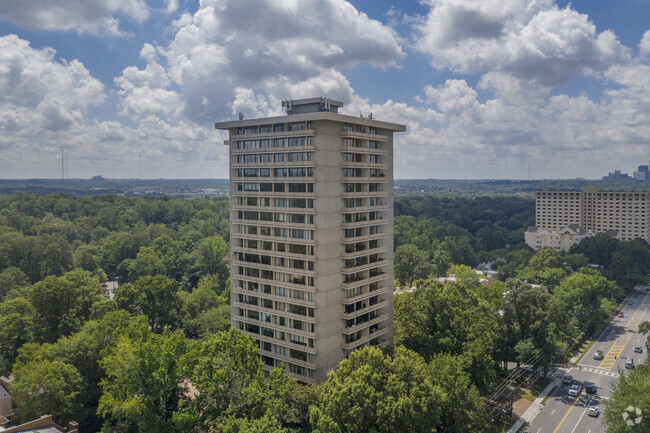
[394,60,650,179]
[0,35,226,179]
[415,0,628,85]
[162,0,404,121]
[0,0,148,36]
[640,30,650,58]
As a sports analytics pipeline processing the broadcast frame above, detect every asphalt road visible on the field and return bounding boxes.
[523,285,650,433]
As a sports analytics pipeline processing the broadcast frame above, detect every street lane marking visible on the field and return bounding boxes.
[599,294,649,369]
[536,428,542,433]
[605,299,650,370]
[552,394,582,433]
[570,395,595,433]
[551,408,556,415]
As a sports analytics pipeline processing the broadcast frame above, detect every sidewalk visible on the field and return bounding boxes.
[506,379,557,433]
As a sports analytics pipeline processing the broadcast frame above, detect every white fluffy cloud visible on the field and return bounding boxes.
[0,35,227,179]
[0,0,149,36]
[161,0,403,121]
[416,0,627,85]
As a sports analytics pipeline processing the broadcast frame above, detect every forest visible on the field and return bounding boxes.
[0,192,648,433]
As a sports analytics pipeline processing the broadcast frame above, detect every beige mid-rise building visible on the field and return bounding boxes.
[535,187,650,243]
[215,97,405,383]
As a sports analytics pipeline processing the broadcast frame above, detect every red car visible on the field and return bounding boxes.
[618,312,625,318]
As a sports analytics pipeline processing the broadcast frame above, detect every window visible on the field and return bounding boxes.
[289,122,306,131]
[260,139,270,148]
[274,168,287,177]
[260,183,272,192]
[260,124,272,133]
[274,183,285,192]
[288,137,305,147]
[289,168,306,177]
[274,123,284,132]
[244,183,259,191]
[244,126,258,134]
[260,168,270,177]
[274,153,285,162]
[274,138,286,147]
[260,153,271,163]
[244,168,258,177]
[289,183,307,193]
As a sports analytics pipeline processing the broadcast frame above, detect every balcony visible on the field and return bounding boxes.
[342,258,389,274]
[341,300,389,320]
[341,130,388,141]
[341,326,389,350]
[341,286,390,305]
[341,314,388,335]
[340,145,388,155]
[232,129,316,140]
[341,272,390,289]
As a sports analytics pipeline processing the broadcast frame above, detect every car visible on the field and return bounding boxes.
[587,406,600,417]
[629,301,635,305]
[618,312,625,318]
[562,375,573,384]
[625,359,635,369]
[585,384,597,394]
[568,384,581,396]
[645,286,650,292]
[634,346,643,353]
[594,350,604,360]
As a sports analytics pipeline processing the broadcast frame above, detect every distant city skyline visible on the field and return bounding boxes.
[1,0,650,179]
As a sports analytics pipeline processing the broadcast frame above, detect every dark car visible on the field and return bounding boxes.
[562,375,573,384]
[585,384,597,394]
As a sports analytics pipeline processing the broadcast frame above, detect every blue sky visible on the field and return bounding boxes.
[1,0,649,179]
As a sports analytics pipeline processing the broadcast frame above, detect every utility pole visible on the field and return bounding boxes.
[139,154,142,180]
[61,146,65,180]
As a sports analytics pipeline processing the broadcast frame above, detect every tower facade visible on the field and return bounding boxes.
[215,97,405,382]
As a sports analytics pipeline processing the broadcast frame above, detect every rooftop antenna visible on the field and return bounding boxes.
[282,99,293,115]
[238,113,244,120]
[66,147,70,179]
[139,154,142,180]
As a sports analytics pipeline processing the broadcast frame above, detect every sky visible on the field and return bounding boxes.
[1,0,649,180]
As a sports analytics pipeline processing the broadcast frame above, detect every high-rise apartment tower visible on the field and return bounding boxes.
[215,97,406,383]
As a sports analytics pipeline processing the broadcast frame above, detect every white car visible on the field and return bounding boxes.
[587,406,600,417]
[568,384,581,397]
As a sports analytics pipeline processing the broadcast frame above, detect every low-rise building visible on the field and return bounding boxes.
[524,225,603,252]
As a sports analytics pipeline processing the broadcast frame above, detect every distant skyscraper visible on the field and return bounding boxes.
[215,97,406,382]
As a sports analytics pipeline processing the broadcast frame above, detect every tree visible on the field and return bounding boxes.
[189,329,263,427]
[428,353,489,431]
[27,270,106,343]
[394,280,499,392]
[0,297,34,374]
[11,358,83,426]
[115,275,182,332]
[431,243,452,277]
[604,363,650,433]
[0,266,28,301]
[394,244,432,286]
[49,311,148,431]
[192,236,230,290]
[311,346,443,433]
[128,246,166,281]
[98,329,191,433]
[72,246,99,272]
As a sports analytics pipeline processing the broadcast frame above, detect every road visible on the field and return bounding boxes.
[523,284,650,433]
